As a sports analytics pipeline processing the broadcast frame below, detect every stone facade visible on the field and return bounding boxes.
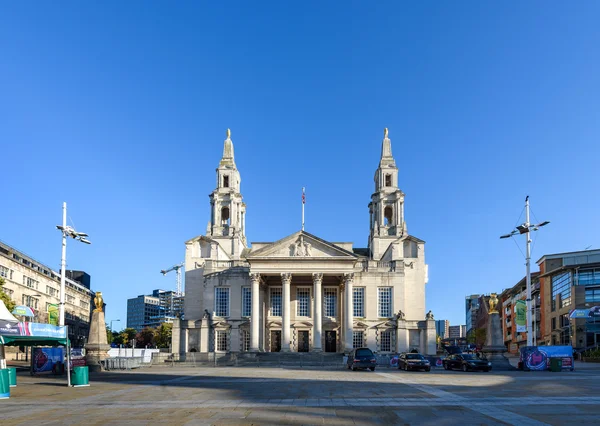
[172,129,436,355]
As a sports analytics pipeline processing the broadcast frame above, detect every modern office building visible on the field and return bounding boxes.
[0,240,96,347]
[152,289,184,319]
[538,249,600,349]
[126,294,164,331]
[435,320,450,339]
[465,294,480,334]
[448,325,466,338]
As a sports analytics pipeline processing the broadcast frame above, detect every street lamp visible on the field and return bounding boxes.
[500,195,549,347]
[110,319,120,332]
[56,202,91,327]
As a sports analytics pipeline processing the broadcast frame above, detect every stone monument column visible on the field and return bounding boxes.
[343,273,354,352]
[250,273,261,351]
[85,292,110,372]
[483,293,513,370]
[312,273,323,352]
[281,273,292,352]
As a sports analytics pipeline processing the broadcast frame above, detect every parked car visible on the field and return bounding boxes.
[398,353,430,372]
[443,353,492,372]
[346,348,377,371]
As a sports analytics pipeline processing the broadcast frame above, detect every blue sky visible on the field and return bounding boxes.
[1,2,599,329]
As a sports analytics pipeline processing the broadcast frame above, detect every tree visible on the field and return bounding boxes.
[0,277,16,313]
[112,331,124,346]
[120,328,137,347]
[468,328,487,348]
[136,327,155,348]
[154,323,172,349]
[106,325,114,344]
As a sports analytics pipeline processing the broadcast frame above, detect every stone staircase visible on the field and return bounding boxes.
[156,352,345,368]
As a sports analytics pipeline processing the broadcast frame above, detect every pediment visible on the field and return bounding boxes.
[373,320,397,329]
[247,231,358,260]
[292,321,313,327]
[354,321,369,329]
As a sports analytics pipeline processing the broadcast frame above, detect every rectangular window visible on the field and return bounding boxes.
[0,265,12,280]
[385,174,392,187]
[22,294,38,310]
[80,300,89,309]
[297,288,310,317]
[216,330,228,352]
[551,317,556,331]
[242,330,250,352]
[242,287,252,317]
[324,288,337,317]
[46,286,58,297]
[585,288,600,303]
[215,287,230,317]
[380,330,392,352]
[270,287,282,316]
[353,287,365,317]
[23,276,39,290]
[551,272,571,309]
[378,287,392,318]
[353,331,364,349]
[223,175,229,188]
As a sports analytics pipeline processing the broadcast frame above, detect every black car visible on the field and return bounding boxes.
[398,353,431,371]
[346,348,377,371]
[443,353,492,372]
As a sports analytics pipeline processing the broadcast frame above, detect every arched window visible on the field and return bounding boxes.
[384,206,393,226]
[221,207,230,226]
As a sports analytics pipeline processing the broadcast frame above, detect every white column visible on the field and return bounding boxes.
[59,202,67,327]
[344,273,354,352]
[281,273,292,352]
[250,273,261,351]
[312,273,323,352]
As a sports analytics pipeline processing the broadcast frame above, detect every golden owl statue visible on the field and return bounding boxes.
[488,293,499,314]
[94,292,104,313]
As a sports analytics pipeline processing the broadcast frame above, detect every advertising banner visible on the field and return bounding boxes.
[0,320,20,336]
[47,304,59,326]
[515,300,527,332]
[520,346,574,371]
[570,306,600,318]
[32,347,64,373]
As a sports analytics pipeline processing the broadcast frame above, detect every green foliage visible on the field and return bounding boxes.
[119,328,137,346]
[0,277,16,312]
[136,327,155,347]
[154,323,173,349]
[112,331,124,346]
[468,328,487,346]
[106,324,114,344]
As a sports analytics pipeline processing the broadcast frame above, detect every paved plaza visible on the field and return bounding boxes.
[1,364,600,425]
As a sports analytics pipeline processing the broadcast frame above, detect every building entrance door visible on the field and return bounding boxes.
[325,331,336,352]
[270,330,281,352]
[298,331,309,352]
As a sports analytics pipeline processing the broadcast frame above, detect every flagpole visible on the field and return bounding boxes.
[302,187,305,231]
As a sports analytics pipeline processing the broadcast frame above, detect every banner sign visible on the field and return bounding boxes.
[570,306,600,318]
[32,348,64,373]
[0,321,66,338]
[515,300,527,332]
[0,320,20,335]
[520,346,574,371]
[47,304,59,326]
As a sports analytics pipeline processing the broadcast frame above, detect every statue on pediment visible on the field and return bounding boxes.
[426,310,434,320]
[304,241,312,256]
[396,309,405,320]
[294,239,304,256]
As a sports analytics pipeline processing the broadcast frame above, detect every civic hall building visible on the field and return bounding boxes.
[172,129,436,356]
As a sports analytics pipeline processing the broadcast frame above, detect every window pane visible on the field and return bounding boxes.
[271,288,282,316]
[353,331,364,349]
[380,330,392,352]
[242,287,252,317]
[297,288,310,317]
[215,288,230,317]
[353,288,364,317]
[324,288,337,317]
[378,288,392,317]
[216,330,228,351]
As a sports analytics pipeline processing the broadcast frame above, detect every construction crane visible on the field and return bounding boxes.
[160,262,184,297]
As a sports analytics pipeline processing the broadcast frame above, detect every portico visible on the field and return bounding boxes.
[247,269,356,353]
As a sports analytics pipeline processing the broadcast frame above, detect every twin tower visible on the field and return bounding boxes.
[206,128,408,260]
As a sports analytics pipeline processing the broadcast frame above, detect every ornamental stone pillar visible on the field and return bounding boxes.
[343,273,354,352]
[250,273,261,352]
[312,273,323,352]
[281,273,292,352]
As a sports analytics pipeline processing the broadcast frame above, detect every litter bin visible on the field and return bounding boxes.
[0,369,10,399]
[71,366,89,387]
[550,358,562,372]
[8,367,17,387]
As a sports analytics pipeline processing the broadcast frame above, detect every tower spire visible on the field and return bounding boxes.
[220,128,236,167]
[380,127,394,167]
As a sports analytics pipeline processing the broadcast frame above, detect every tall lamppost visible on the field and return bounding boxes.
[501,196,549,347]
[56,202,91,327]
[110,319,120,332]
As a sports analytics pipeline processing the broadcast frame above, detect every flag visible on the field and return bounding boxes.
[48,304,59,326]
[302,187,305,204]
